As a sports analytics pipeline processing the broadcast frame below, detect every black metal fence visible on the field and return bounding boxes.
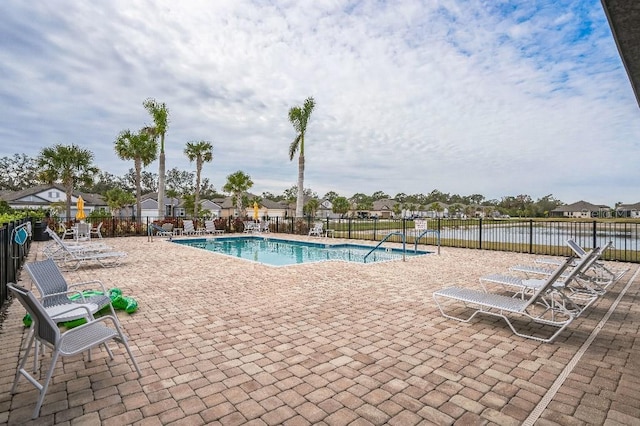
[0,218,33,312]
[36,216,640,264]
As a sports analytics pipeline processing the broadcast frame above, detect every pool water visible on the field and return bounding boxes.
[173,236,429,266]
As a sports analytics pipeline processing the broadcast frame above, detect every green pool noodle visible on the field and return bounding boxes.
[21,288,138,327]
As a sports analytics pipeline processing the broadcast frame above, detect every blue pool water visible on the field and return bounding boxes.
[173,236,429,266]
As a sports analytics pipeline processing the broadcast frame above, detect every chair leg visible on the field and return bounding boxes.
[33,351,59,419]
[12,331,36,394]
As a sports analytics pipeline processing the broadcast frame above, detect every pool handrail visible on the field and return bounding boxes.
[364,232,406,263]
[414,229,441,255]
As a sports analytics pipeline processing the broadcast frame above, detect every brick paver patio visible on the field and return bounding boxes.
[1,236,638,425]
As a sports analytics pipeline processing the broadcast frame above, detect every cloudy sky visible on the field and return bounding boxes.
[1,0,639,206]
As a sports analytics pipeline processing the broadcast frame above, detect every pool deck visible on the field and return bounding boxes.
[1,234,639,425]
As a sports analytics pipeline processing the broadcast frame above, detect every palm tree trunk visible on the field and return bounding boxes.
[157,143,165,219]
[65,180,73,222]
[296,154,305,218]
[194,159,201,218]
[135,158,142,224]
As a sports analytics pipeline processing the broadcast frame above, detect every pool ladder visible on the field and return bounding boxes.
[364,232,406,263]
[414,229,441,255]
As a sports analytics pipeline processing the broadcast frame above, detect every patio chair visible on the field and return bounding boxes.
[204,219,225,234]
[42,227,112,260]
[74,222,91,242]
[479,248,603,315]
[308,222,324,237]
[44,230,127,270]
[260,220,270,233]
[90,222,103,239]
[24,259,118,370]
[243,221,259,233]
[182,219,202,235]
[149,223,174,237]
[534,240,627,284]
[8,283,141,419]
[509,241,623,290]
[433,253,591,343]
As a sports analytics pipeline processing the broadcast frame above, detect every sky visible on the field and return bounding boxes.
[1,0,639,206]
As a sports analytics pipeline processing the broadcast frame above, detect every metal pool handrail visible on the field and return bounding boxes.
[364,232,406,263]
[414,229,440,255]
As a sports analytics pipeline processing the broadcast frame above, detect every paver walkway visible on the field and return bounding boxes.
[1,236,639,425]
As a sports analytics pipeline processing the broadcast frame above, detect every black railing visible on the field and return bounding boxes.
[3,215,637,311]
[0,218,33,311]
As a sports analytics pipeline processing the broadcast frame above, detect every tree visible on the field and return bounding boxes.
[323,191,339,202]
[288,96,316,218]
[304,198,320,218]
[121,169,158,194]
[0,154,39,191]
[184,140,213,218]
[371,190,389,200]
[114,129,158,222]
[104,188,135,217]
[222,171,253,217]
[166,167,195,195]
[82,171,122,195]
[332,196,350,217]
[143,98,169,218]
[37,144,99,220]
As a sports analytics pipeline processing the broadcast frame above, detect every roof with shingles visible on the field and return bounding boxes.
[1,184,105,205]
[601,0,640,108]
[552,200,611,212]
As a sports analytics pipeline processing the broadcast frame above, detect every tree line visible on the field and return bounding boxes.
[0,96,565,219]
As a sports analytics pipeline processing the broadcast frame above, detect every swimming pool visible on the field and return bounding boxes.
[173,236,429,266]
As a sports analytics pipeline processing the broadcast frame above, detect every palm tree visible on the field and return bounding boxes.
[288,96,315,218]
[184,140,213,218]
[114,129,158,222]
[104,188,135,217]
[304,198,320,218]
[222,171,253,217]
[143,98,169,219]
[37,144,98,221]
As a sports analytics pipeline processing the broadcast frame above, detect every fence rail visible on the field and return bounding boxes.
[0,218,32,312]
[2,216,638,311]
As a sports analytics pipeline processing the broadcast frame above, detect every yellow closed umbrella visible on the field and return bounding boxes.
[75,196,86,221]
[253,201,259,221]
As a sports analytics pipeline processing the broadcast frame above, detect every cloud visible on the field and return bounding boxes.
[0,0,639,206]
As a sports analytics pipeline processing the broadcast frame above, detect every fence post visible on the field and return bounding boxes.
[592,220,597,250]
[478,218,483,250]
[348,218,352,239]
[529,219,534,254]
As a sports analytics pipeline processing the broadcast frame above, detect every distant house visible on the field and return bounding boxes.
[0,184,107,218]
[214,193,288,219]
[615,202,640,218]
[550,201,612,218]
[137,192,222,219]
[371,199,397,219]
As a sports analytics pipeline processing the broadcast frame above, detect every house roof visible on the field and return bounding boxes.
[617,202,640,210]
[601,0,640,108]
[552,200,611,212]
[0,184,105,205]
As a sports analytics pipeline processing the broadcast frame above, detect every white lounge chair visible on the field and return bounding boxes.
[90,222,103,239]
[8,283,141,419]
[44,228,126,270]
[203,219,224,234]
[433,253,593,343]
[243,221,259,233]
[308,222,324,237]
[534,240,627,284]
[509,241,623,291]
[42,227,112,260]
[182,219,202,235]
[480,248,604,315]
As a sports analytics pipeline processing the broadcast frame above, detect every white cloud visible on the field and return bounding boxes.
[0,0,638,206]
